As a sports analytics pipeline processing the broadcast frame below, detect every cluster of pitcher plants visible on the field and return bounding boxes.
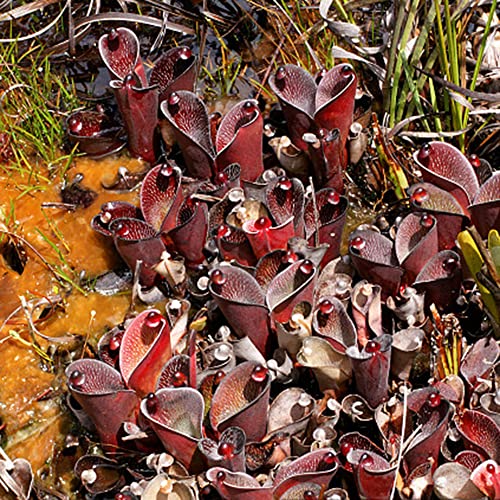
[53,27,500,499]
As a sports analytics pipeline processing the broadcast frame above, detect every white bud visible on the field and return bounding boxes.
[214,343,231,361]
[197,276,209,291]
[81,469,97,485]
[298,393,311,407]
[302,347,313,357]
[313,427,327,442]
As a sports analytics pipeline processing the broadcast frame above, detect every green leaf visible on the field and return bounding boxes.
[457,230,499,322]
[488,229,500,276]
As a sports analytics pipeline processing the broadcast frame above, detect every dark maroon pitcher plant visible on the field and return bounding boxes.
[270,63,357,192]
[55,26,500,500]
[161,91,264,181]
[91,163,208,285]
[68,27,196,163]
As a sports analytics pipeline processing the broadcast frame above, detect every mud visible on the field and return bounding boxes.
[0,154,145,473]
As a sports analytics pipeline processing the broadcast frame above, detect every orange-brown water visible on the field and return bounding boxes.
[0,154,146,479]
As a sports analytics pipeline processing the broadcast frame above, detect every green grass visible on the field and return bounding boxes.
[311,0,499,149]
[461,0,498,133]
[0,42,81,178]
[34,227,86,294]
[382,0,499,149]
[200,23,246,100]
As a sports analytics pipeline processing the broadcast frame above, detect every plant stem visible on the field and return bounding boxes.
[389,0,421,128]
[461,0,498,133]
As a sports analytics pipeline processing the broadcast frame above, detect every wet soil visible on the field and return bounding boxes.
[0,154,147,475]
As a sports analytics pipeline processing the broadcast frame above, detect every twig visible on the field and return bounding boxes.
[415,67,500,104]
[130,259,143,312]
[0,446,14,470]
[400,423,423,456]
[271,0,322,71]
[0,0,68,42]
[19,295,75,344]
[309,176,320,247]
[68,0,75,55]
[255,21,292,100]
